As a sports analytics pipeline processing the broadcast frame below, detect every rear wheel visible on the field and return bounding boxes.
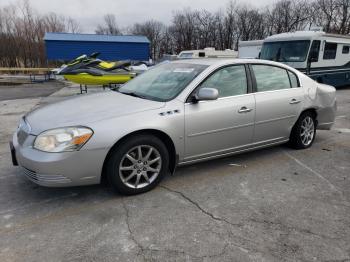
[106,135,169,195]
[289,111,316,149]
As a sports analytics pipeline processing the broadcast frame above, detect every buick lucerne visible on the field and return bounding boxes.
[10,59,337,195]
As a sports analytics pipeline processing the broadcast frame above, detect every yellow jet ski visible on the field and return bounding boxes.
[58,54,145,85]
[63,71,135,85]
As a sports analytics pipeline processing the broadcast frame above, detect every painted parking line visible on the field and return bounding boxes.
[228,163,247,168]
[336,115,347,119]
[333,128,350,133]
[284,151,342,195]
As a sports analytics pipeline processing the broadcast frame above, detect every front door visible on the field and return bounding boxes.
[184,65,255,161]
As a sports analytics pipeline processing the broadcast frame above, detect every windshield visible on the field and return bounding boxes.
[118,63,208,101]
[260,40,310,62]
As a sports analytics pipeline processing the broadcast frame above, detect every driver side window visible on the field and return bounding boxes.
[199,65,247,98]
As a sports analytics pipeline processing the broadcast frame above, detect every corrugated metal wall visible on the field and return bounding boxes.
[45,40,150,61]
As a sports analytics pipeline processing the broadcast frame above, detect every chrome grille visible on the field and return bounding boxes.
[22,168,71,184]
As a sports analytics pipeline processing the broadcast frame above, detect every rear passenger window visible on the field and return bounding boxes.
[323,42,337,59]
[288,71,299,88]
[199,65,247,97]
[342,45,349,54]
[252,65,291,92]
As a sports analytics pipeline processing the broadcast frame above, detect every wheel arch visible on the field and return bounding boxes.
[101,129,178,183]
[290,107,318,137]
[300,107,318,123]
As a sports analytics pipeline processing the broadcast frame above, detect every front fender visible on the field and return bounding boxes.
[83,100,185,160]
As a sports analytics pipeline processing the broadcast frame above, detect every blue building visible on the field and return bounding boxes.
[44,33,150,61]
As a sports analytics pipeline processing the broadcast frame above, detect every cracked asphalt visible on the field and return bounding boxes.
[0,81,349,262]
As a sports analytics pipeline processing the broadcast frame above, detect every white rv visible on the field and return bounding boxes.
[238,40,263,58]
[178,48,237,59]
[260,31,350,87]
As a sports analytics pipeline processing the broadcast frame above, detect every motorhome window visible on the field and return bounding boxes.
[342,45,349,54]
[287,71,300,88]
[323,43,337,59]
[252,65,291,91]
[199,52,205,57]
[199,65,247,97]
[179,52,194,59]
[260,41,310,62]
[309,40,320,62]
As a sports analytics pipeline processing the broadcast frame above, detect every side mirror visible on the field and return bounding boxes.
[308,56,318,63]
[195,88,219,101]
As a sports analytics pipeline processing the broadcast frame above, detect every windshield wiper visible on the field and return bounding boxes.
[118,90,165,102]
[119,91,147,99]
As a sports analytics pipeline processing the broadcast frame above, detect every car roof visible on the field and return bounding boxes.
[173,58,292,68]
[171,58,303,78]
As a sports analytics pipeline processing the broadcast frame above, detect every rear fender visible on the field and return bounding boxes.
[315,84,337,130]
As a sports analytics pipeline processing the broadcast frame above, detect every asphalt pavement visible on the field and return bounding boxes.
[0,79,65,101]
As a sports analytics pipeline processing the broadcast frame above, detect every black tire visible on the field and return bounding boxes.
[106,134,169,195]
[289,111,316,149]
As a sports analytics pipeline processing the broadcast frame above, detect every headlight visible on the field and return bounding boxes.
[34,127,93,152]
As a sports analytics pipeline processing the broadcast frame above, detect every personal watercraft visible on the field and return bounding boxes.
[52,52,101,75]
[57,53,149,85]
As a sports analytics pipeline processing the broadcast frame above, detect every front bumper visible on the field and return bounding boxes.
[12,132,107,187]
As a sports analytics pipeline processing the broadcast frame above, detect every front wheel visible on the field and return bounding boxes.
[289,112,316,149]
[106,135,169,195]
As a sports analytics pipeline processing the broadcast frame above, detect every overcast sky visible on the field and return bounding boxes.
[1,0,275,32]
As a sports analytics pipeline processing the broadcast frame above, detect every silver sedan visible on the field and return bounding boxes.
[10,59,337,195]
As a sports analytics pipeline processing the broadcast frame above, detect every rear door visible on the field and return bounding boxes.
[250,64,303,143]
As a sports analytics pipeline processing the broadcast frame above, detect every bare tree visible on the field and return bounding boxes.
[222,1,238,49]
[2,0,350,66]
[312,0,338,32]
[95,14,121,35]
[66,17,81,33]
[266,0,311,35]
[235,5,265,42]
[130,20,165,60]
[0,0,80,67]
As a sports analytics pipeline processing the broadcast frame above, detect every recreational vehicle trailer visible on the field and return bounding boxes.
[260,31,350,87]
[178,48,238,59]
[238,40,263,58]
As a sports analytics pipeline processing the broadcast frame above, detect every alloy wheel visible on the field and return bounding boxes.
[119,145,162,189]
[300,116,315,146]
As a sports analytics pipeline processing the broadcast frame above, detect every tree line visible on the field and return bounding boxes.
[0,0,79,67]
[126,0,350,60]
[1,0,350,67]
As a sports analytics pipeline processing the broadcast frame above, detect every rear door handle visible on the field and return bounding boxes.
[290,99,301,104]
[238,106,253,113]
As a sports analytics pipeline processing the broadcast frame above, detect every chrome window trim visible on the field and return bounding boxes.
[184,63,251,103]
[252,88,301,95]
[184,92,254,105]
[249,63,302,93]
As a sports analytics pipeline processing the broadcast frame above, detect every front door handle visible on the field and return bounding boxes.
[290,98,301,104]
[238,106,253,113]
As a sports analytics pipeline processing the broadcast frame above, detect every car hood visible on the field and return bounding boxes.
[26,91,165,135]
